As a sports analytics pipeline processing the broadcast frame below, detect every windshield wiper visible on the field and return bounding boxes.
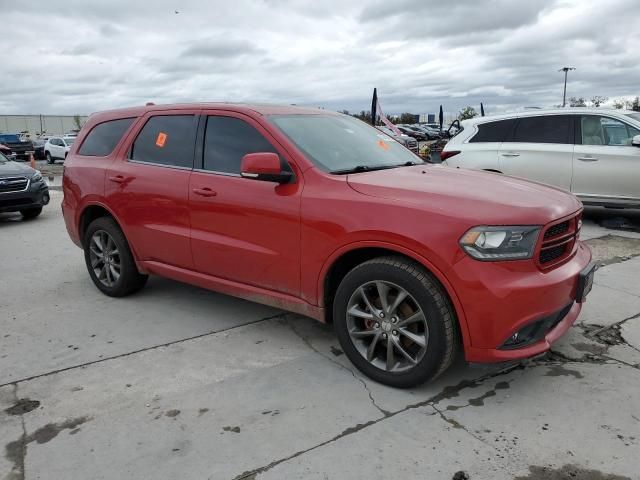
[330,165,399,175]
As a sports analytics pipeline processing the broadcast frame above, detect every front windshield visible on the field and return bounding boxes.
[270,114,421,173]
[0,152,8,163]
[623,112,640,123]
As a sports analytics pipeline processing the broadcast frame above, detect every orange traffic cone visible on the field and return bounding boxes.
[29,152,36,170]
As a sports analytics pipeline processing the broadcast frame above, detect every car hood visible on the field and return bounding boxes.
[346,165,582,225]
[0,160,36,176]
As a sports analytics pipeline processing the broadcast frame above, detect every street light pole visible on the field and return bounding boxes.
[559,67,575,107]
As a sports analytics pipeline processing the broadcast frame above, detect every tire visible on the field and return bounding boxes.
[333,256,457,388]
[20,207,42,219]
[83,217,148,297]
[45,151,54,164]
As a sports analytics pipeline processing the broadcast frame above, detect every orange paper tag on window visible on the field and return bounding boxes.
[377,139,390,151]
[156,132,167,147]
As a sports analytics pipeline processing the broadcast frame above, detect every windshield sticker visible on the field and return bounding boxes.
[377,139,390,151]
[155,132,167,148]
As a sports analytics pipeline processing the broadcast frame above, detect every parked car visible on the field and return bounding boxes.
[44,136,76,164]
[33,138,47,160]
[441,108,640,208]
[396,125,428,141]
[377,126,419,154]
[62,103,593,388]
[410,124,442,140]
[0,150,49,218]
[0,143,14,158]
[0,133,34,160]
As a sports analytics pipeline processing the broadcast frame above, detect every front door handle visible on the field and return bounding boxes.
[193,187,218,198]
[577,156,598,162]
[109,175,127,183]
[501,152,520,157]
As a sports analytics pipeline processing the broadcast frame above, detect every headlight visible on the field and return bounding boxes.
[31,171,43,183]
[460,226,541,261]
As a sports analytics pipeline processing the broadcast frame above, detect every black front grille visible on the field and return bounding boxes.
[543,221,569,240]
[0,176,28,193]
[0,198,32,207]
[539,244,567,264]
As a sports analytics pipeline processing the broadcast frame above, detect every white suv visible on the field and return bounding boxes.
[441,109,640,208]
[44,136,76,164]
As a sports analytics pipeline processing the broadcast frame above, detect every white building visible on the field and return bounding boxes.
[0,115,89,136]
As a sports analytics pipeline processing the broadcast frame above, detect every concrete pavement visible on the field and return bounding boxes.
[1,193,639,479]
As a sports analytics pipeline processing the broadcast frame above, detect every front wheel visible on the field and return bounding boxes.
[45,152,54,164]
[84,217,148,297]
[333,257,457,388]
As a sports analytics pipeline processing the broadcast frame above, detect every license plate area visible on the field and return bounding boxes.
[576,263,596,303]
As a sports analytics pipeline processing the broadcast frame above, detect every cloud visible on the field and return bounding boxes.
[0,0,639,116]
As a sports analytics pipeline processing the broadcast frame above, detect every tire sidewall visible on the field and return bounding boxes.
[333,260,450,388]
[83,218,136,296]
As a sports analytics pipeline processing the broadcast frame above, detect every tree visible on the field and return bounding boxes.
[458,106,477,121]
[569,97,586,107]
[612,99,626,109]
[73,115,83,131]
[590,96,608,107]
[398,112,417,124]
[627,96,640,112]
[339,109,350,115]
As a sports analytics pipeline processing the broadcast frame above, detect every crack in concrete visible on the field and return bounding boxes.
[230,362,524,480]
[0,313,287,389]
[289,322,392,417]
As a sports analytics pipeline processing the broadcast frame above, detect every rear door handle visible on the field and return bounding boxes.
[192,187,217,198]
[501,152,520,157]
[108,175,127,183]
[577,156,598,162]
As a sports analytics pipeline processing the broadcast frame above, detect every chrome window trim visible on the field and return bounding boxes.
[126,159,193,171]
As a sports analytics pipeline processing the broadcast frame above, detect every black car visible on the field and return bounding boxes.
[396,126,428,141]
[0,151,49,219]
[0,134,34,160]
[33,138,47,160]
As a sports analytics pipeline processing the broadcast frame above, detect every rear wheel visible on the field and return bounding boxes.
[84,217,148,297]
[333,256,457,388]
[20,207,42,219]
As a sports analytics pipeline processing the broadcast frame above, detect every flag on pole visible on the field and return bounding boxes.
[480,102,485,117]
[371,88,403,136]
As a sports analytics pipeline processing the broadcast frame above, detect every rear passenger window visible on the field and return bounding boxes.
[130,115,196,168]
[469,119,516,143]
[509,115,572,144]
[78,118,135,156]
[203,116,278,174]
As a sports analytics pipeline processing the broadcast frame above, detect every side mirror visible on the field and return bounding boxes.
[240,152,292,183]
[632,135,640,147]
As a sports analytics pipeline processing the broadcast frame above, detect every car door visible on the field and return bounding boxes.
[498,114,574,191]
[105,111,198,269]
[189,112,302,296]
[51,138,63,158]
[572,115,640,203]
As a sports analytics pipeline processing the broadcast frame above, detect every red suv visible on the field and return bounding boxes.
[62,104,595,387]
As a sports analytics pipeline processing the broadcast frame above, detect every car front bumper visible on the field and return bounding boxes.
[0,181,50,212]
[452,240,593,363]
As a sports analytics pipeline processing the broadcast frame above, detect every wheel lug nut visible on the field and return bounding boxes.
[391,317,397,323]
[392,330,398,336]
[379,312,385,318]
[382,333,387,339]
[374,322,380,329]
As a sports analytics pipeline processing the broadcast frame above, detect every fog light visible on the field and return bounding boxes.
[42,193,50,205]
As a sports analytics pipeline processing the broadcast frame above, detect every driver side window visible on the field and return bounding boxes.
[581,116,640,146]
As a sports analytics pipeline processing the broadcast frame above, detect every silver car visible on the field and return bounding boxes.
[441,108,640,208]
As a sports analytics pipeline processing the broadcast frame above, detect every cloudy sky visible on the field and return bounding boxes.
[1,0,639,116]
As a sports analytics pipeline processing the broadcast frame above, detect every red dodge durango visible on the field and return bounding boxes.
[62,103,595,387]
